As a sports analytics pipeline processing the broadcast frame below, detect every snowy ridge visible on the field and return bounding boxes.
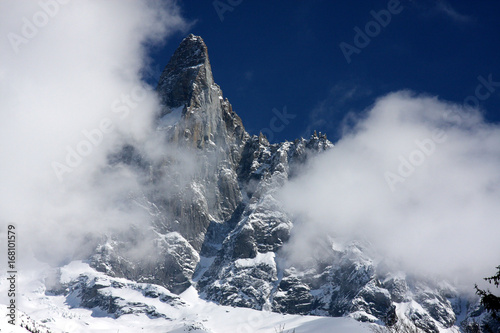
[0,263,372,333]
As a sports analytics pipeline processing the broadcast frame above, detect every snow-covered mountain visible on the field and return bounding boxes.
[1,260,373,333]
[2,34,496,333]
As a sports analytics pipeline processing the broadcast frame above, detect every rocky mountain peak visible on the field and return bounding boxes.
[156,34,214,116]
[170,34,209,69]
[155,34,247,150]
[86,34,478,332]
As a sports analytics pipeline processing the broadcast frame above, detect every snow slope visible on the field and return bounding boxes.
[0,262,371,333]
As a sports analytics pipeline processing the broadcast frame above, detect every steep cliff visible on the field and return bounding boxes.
[86,34,482,331]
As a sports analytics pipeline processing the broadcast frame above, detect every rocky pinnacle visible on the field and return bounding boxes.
[156,34,214,116]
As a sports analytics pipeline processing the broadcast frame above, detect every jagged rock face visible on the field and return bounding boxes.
[157,34,213,112]
[50,268,186,320]
[157,34,246,149]
[92,229,200,294]
[91,34,249,294]
[152,35,247,251]
[197,135,332,310]
[89,34,487,330]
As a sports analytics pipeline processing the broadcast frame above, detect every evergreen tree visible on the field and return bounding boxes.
[475,266,500,319]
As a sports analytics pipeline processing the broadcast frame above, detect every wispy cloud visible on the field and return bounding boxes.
[436,1,474,23]
[0,0,189,265]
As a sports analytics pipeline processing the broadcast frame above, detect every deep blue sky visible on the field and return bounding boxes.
[149,0,500,143]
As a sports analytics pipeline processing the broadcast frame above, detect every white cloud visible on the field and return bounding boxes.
[0,0,188,265]
[280,91,500,290]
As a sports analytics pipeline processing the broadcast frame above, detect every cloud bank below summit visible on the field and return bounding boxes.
[0,0,189,264]
[281,91,500,290]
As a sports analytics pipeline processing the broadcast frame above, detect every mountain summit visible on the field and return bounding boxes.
[156,34,246,150]
[83,35,486,331]
[157,34,213,114]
